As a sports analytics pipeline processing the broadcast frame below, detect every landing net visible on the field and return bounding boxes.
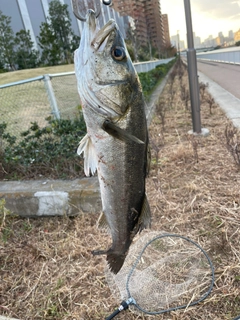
[105,232,214,318]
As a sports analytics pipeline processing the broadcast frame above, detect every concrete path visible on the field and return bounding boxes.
[182,58,240,128]
[197,60,240,128]
[197,60,240,100]
[198,70,240,128]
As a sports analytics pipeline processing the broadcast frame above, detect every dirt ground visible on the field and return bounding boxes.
[0,60,240,320]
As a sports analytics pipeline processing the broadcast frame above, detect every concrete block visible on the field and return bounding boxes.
[0,177,101,217]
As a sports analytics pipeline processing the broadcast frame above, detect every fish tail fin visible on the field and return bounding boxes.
[107,251,127,274]
[92,248,127,274]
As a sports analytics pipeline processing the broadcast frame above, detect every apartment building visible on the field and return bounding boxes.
[162,14,171,48]
[112,0,166,55]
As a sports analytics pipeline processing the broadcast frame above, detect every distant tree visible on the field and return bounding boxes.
[236,41,240,46]
[38,22,62,66]
[70,34,81,52]
[164,44,177,58]
[14,30,39,69]
[38,0,80,65]
[0,57,6,73]
[0,10,16,70]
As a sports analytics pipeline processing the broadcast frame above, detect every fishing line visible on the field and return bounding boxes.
[105,232,215,319]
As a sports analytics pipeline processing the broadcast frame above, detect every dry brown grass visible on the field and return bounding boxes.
[0,61,240,319]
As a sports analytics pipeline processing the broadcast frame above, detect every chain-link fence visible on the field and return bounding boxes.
[0,72,80,138]
[0,58,174,138]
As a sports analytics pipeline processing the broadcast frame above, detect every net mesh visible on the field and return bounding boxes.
[105,231,213,315]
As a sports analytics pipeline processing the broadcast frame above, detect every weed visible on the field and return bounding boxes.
[225,123,240,167]
[199,82,209,103]
[155,97,167,131]
[206,96,216,114]
[180,83,190,111]
[0,199,11,228]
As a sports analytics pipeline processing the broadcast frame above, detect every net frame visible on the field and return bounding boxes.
[105,233,215,319]
[125,233,215,315]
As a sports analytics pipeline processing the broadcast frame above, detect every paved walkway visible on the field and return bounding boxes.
[183,58,240,128]
[197,60,240,100]
[197,64,240,129]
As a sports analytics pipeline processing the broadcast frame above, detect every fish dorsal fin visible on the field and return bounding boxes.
[133,194,151,236]
[102,120,144,144]
[77,134,98,177]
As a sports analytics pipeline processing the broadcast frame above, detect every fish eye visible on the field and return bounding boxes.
[111,46,126,61]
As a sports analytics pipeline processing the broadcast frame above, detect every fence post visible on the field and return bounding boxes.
[43,74,60,120]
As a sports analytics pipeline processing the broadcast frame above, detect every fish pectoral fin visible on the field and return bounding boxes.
[96,211,111,234]
[102,120,144,144]
[77,134,98,177]
[134,194,151,234]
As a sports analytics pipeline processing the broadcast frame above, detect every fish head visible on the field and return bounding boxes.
[74,10,142,120]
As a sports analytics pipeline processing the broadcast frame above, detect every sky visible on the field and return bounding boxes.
[161,0,240,45]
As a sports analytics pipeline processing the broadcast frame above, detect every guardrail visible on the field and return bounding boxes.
[196,47,240,65]
[0,58,174,137]
[133,58,174,73]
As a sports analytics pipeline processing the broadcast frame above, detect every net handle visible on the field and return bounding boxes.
[105,298,134,319]
[105,308,121,320]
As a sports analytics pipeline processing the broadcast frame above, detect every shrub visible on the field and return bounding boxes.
[139,58,176,99]
[0,113,86,180]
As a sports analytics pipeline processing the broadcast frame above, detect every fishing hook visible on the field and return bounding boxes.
[72,0,101,21]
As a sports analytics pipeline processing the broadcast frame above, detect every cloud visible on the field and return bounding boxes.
[192,0,240,20]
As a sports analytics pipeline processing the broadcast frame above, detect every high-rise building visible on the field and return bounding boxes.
[234,29,240,42]
[228,30,234,40]
[162,14,171,48]
[193,32,201,48]
[218,31,225,45]
[112,0,165,55]
[171,34,185,50]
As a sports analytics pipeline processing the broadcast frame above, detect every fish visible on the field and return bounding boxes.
[74,9,151,274]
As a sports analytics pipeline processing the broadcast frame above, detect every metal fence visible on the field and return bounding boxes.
[196,47,240,64]
[0,58,174,137]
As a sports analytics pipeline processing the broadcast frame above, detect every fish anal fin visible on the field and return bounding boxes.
[96,211,111,234]
[134,194,151,235]
[102,120,144,144]
[77,134,98,177]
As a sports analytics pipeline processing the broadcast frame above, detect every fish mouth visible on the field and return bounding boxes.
[86,11,116,51]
